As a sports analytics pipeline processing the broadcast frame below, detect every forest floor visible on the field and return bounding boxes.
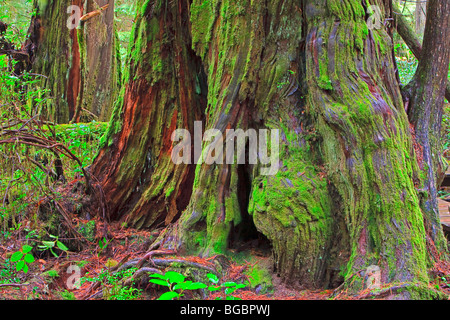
[0,218,335,300]
[2,215,450,300]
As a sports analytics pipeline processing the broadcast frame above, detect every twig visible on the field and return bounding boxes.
[0,283,29,288]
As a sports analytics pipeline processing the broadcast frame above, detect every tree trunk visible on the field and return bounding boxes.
[404,0,450,252]
[415,0,427,36]
[393,3,450,101]
[92,0,449,297]
[91,0,207,229]
[28,0,120,123]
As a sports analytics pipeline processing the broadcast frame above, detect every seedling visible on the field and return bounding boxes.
[37,234,69,257]
[10,245,35,273]
[149,271,207,300]
[206,273,246,300]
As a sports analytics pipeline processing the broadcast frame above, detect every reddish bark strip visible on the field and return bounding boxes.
[67,27,81,121]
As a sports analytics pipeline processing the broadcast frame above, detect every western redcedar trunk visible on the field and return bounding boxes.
[91,0,207,229]
[404,0,450,254]
[92,0,449,297]
[28,0,120,123]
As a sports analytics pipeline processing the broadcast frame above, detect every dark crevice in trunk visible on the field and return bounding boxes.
[228,163,272,253]
[323,184,351,289]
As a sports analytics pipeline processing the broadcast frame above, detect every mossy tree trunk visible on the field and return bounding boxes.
[92,0,449,297]
[28,0,120,123]
[91,0,207,229]
[403,0,450,253]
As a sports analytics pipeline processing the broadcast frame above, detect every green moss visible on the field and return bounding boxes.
[43,269,59,279]
[78,220,96,242]
[75,260,90,268]
[244,263,273,294]
[165,186,175,198]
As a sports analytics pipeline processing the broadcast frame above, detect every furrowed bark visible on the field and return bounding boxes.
[164,0,345,289]
[302,0,433,295]
[28,0,119,123]
[72,0,120,123]
[404,0,450,251]
[92,0,449,297]
[91,0,206,229]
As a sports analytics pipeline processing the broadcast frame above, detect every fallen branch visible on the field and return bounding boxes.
[0,283,29,288]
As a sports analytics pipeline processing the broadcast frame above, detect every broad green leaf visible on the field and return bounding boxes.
[42,241,55,248]
[10,251,23,262]
[148,273,165,279]
[222,282,238,287]
[22,245,33,253]
[22,263,29,274]
[24,254,34,263]
[165,271,185,284]
[56,241,69,251]
[225,287,237,295]
[235,283,246,289]
[149,279,170,286]
[207,273,219,284]
[207,286,221,292]
[226,296,241,300]
[187,282,207,290]
[16,260,25,271]
[50,248,59,257]
[157,291,179,300]
[173,281,192,291]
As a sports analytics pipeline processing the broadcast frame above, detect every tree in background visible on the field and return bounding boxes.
[415,0,427,35]
[27,0,120,123]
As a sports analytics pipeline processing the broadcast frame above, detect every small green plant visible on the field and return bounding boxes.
[97,237,112,256]
[206,273,246,300]
[37,234,69,257]
[149,271,207,300]
[0,258,20,284]
[44,269,59,278]
[10,244,34,273]
[81,267,142,300]
[59,290,76,300]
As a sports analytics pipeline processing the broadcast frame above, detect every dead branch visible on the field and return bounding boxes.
[80,4,109,22]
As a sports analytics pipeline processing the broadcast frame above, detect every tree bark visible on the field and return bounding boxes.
[28,0,120,123]
[91,0,207,229]
[393,3,450,101]
[404,0,450,251]
[92,0,449,297]
[415,0,427,35]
